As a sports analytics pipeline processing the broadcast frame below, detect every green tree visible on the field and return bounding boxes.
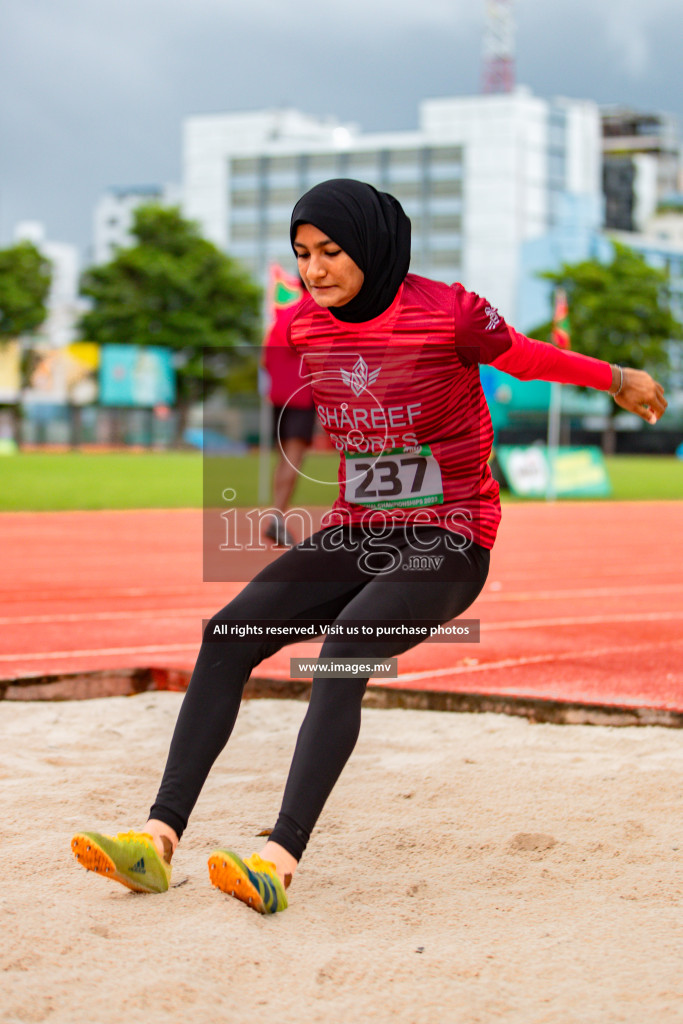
[0,240,52,339]
[0,240,52,445]
[532,242,683,452]
[79,204,262,439]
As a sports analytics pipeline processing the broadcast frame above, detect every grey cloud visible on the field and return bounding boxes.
[1,0,681,257]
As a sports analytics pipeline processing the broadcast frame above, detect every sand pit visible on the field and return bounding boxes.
[2,693,682,1024]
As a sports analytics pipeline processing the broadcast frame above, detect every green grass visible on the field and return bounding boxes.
[204,452,340,508]
[1,451,682,511]
[601,455,683,501]
[0,452,203,511]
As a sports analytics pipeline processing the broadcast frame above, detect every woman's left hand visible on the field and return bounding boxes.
[611,367,668,425]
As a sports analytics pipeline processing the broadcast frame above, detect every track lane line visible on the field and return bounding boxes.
[479,583,683,603]
[2,608,683,630]
[0,608,212,625]
[3,635,683,670]
[483,610,683,631]
[0,643,199,662]
[388,638,683,683]
[2,581,680,609]
[3,582,682,620]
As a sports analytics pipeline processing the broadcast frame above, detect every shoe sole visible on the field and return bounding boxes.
[71,833,165,894]
[207,850,269,913]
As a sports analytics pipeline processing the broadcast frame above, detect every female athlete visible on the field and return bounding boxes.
[71,179,667,913]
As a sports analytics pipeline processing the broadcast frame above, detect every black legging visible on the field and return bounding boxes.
[150,525,489,860]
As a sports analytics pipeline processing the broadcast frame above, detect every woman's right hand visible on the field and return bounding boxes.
[610,366,668,425]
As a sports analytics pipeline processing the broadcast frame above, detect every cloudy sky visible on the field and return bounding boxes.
[2,0,682,261]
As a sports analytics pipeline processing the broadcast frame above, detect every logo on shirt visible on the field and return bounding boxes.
[485,306,500,331]
[341,356,381,397]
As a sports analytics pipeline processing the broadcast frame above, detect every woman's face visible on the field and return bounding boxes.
[293,224,364,308]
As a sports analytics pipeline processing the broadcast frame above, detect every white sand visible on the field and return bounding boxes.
[2,693,682,1024]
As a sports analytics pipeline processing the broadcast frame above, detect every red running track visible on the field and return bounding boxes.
[1,503,682,711]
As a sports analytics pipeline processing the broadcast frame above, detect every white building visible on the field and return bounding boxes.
[93,184,181,265]
[14,221,82,348]
[182,87,602,324]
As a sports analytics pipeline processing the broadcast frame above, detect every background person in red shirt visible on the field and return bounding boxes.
[261,278,316,546]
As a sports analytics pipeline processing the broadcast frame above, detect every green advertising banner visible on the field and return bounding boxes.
[495,445,612,498]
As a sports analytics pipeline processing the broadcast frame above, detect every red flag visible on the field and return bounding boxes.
[268,264,302,314]
[551,289,571,350]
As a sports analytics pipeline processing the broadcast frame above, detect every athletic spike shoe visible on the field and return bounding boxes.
[70,831,172,894]
[207,850,288,914]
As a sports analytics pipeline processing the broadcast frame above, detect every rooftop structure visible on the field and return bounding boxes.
[601,107,681,232]
[482,0,515,95]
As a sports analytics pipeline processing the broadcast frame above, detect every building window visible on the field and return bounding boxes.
[431,145,463,164]
[429,250,461,268]
[346,150,380,177]
[429,213,462,233]
[269,155,299,174]
[231,188,260,208]
[429,179,463,198]
[266,221,292,242]
[230,222,260,242]
[267,186,303,206]
[308,153,338,173]
[231,157,260,176]
[389,148,421,167]
[387,181,421,201]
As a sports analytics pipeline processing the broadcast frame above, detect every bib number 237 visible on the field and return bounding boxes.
[344,445,444,509]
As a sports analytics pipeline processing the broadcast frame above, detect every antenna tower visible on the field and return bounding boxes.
[482,0,516,94]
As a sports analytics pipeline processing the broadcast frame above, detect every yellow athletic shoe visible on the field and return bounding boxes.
[71,831,172,893]
[207,850,288,914]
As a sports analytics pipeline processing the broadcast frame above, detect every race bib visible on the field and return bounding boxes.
[344,445,444,509]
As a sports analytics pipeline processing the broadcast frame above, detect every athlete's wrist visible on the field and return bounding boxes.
[608,364,624,397]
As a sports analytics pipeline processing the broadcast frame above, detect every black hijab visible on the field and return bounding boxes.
[290,178,411,323]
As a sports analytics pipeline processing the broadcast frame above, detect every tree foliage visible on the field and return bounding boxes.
[529,242,682,451]
[0,241,52,340]
[79,204,263,408]
[534,242,682,375]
